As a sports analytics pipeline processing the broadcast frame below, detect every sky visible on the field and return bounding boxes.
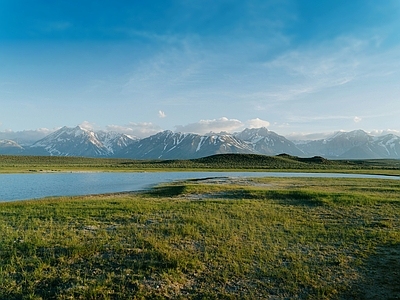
[1,0,400,140]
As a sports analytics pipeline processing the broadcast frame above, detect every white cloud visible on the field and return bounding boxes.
[175,117,243,135]
[353,116,362,123]
[158,110,166,118]
[245,118,270,129]
[79,121,99,131]
[175,117,272,135]
[106,122,162,138]
[368,129,400,137]
[0,128,56,145]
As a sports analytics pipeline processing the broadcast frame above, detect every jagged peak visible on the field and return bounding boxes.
[326,130,346,140]
[348,129,369,136]
[158,130,174,135]
[327,129,369,141]
[7,124,400,159]
[235,127,270,137]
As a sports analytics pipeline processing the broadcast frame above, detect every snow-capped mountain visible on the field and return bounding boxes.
[234,127,304,156]
[0,130,50,146]
[338,133,400,159]
[296,130,371,158]
[116,130,255,159]
[296,130,400,159]
[371,134,400,158]
[96,131,138,154]
[28,126,137,157]
[2,126,400,159]
[0,140,25,155]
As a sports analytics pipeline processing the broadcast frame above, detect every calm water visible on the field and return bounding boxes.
[0,171,399,202]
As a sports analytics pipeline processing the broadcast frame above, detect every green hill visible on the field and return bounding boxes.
[1,153,399,174]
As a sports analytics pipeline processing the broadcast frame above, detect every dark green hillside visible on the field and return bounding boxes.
[191,153,334,169]
[104,153,346,170]
[276,153,331,164]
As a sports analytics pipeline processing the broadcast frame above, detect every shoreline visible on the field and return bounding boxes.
[0,171,400,203]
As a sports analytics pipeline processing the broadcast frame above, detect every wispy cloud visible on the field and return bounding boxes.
[158,110,166,118]
[121,43,206,102]
[259,37,366,103]
[258,34,400,109]
[3,1,399,137]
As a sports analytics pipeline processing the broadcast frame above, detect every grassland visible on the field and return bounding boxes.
[1,154,400,175]
[0,177,399,299]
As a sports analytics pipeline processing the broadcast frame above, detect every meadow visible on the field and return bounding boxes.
[1,154,400,175]
[0,176,399,299]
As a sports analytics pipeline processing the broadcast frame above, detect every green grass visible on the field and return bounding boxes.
[1,154,400,175]
[0,177,399,299]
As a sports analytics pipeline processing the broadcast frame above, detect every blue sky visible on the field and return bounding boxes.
[1,0,400,139]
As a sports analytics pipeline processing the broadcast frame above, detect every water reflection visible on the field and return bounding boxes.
[0,171,399,202]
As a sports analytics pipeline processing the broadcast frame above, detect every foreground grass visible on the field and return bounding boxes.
[0,178,399,299]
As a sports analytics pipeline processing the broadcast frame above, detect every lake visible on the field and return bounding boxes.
[1,171,399,202]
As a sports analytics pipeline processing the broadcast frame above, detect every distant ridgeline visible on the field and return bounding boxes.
[1,126,400,159]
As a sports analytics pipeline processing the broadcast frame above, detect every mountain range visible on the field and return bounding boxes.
[1,125,400,159]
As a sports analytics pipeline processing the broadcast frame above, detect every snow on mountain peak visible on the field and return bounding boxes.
[5,125,400,159]
[28,126,136,156]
